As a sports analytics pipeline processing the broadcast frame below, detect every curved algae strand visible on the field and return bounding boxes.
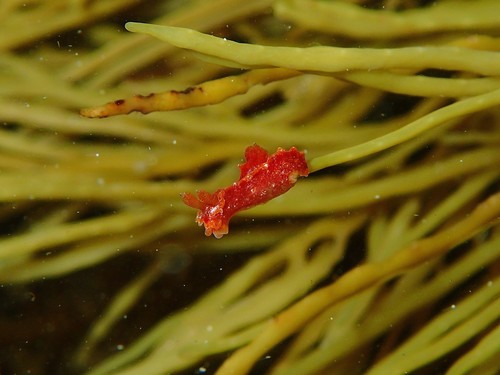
[80,68,300,118]
[309,88,500,172]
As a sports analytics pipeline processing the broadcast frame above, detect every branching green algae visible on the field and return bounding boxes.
[0,0,499,374]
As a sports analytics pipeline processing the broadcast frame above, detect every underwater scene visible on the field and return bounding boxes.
[0,0,499,374]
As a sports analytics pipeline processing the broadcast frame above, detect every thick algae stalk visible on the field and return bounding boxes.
[125,22,500,75]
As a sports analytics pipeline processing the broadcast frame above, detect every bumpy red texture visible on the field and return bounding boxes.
[181,144,309,238]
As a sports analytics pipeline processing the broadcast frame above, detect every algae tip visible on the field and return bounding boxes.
[123,22,251,69]
[125,21,147,33]
[125,22,191,41]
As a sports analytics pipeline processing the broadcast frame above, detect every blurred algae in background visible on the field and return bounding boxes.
[0,0,499,374]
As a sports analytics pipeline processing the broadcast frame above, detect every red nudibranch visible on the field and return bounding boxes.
[181,144,309,238]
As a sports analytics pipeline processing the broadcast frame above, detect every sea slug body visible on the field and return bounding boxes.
[181,144,309,238]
